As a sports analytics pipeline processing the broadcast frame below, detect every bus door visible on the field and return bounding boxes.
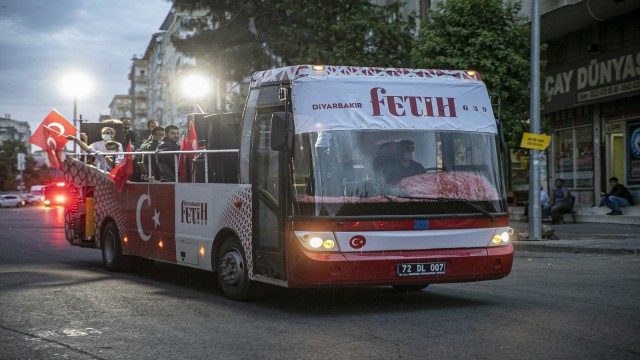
[251,110,288,281]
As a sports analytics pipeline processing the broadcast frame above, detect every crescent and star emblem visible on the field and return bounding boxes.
[46,137,57,151]
[48,122,66,135]
[136,194,160,241]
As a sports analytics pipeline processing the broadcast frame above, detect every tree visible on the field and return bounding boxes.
[171,1,274,83]
[411,0,531,148]
[266,0,415,67]
[0,140,56,191]
[171,0,415,101]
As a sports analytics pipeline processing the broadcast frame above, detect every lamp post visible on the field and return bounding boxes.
[73,95,78,152]
[61,72,92,153]
[182,74,209,113]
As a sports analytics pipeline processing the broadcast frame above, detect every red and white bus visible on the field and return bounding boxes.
[63,65,513,300]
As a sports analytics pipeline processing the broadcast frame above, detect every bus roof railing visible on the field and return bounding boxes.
[67,149,240,183]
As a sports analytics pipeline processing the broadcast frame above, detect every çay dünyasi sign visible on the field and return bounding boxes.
[543,46,640,113]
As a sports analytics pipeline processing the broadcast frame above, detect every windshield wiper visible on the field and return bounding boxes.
[398,196,497,222]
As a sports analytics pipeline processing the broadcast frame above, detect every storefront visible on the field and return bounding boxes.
[543,45,640,205]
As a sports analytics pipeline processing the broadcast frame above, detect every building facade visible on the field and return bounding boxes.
[108,95,131,120]
[142,7,215,128]
[0,116,31,153]
[145,32,166,128]
[520,1,640,205]
[128,57,149,129]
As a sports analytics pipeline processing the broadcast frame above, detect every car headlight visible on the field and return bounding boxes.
[293,231,339,252]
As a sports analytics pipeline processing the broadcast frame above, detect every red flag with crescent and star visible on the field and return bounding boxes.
[109,142,133,191]
[178,121,201,182]
[29,110,76,170]
[28,110,76,170]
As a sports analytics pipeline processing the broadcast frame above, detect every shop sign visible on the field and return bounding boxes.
[543,45,640,113]
[520,132,551,150]
[628,121,640,185]
[606,122,624,133]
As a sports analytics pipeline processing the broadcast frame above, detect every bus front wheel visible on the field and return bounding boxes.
[217,236,255,301]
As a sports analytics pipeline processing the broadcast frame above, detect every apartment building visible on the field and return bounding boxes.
[0,116,31,152]
[108,95,131,120]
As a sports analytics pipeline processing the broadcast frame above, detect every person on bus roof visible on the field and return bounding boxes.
[89,127,123,153]
[67,134,121,172]
[119,117,137,149]
[139,119,159,149]
[156,124,181,182]
[134,126,165,180]
[136,126,165,158]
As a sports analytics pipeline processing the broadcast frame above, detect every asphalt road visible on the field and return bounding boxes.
[1,206,639,359]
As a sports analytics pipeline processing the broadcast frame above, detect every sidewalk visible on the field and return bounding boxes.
[510,220,640,256]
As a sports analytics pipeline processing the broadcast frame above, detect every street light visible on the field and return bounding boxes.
[181,74,209,113]
[61,72,92,152]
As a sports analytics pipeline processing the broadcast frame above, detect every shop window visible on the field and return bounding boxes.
[575,126,594,188]
[554,129,574,188]
[510,149,529,191]
[553,126,594,203]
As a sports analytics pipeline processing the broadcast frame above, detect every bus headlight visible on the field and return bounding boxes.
[489,228,511,246]
[294,232,339,252]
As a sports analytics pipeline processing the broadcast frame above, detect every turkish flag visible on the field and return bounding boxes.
[109,142,133,191]
[29,110,76,154]
[37,126,65,170]
[178,121,201,182]
[183,121,199,158]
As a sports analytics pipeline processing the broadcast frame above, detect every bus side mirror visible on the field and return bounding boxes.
[271,112,293,151]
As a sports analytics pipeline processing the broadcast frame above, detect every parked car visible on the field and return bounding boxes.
[23,193,44,206]
[28,185,45,205]
[0,194,25,208]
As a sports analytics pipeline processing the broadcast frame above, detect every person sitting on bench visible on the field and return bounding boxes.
[543,178,572,224]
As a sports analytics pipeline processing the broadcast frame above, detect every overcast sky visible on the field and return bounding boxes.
[0,0,173,134]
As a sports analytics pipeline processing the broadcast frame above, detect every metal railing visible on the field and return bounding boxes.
[70,149,239,183]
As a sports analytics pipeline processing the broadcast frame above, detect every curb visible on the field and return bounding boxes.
[513,242,640,256]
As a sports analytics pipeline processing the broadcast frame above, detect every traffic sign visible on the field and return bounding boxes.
[17,153,26,171]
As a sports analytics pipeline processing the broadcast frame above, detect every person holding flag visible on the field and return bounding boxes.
[28,110,76,170]
[66,135,121,172]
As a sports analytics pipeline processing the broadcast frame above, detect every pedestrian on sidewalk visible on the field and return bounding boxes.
[521,187,550,223]
[600,177,634,215]
[543,178,572,224]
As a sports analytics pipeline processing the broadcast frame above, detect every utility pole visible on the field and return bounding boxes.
[17,152,25,195]
[529,0,542,240]
[73,95,78,153]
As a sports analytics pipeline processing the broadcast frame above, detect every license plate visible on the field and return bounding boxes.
[397,262,446,276]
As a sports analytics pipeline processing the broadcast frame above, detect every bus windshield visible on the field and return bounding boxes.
[291,130,507,217]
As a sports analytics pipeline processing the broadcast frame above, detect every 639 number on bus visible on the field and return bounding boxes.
[397,262,446,276]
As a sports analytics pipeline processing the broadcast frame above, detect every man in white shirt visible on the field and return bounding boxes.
[90,127,122,151]
[89,127,123,171]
